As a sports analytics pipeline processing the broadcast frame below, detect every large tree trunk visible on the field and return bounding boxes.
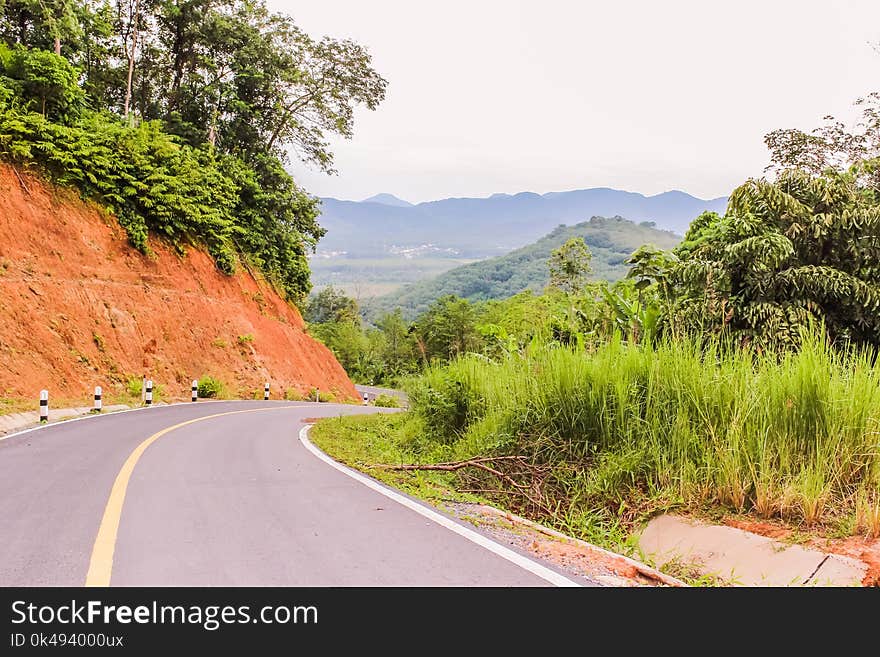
[54,36,60,55]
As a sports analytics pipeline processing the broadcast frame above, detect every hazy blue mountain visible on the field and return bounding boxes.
[364,216,682,319]
[361,193,413,207]
[316,187,726,258]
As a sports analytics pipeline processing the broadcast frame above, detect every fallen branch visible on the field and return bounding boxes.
[11,166,31,196]
[373,455,527,471]
[372,456,553,516]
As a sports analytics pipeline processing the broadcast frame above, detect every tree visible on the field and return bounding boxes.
[119,0,140,121]
[0,45,84,118]
[304,286,359,325]
[625,244,677,306]
[764,92,880,190]
[0,0,81,54]
[375,309,415,377]
[122,1,387,168]
[415,296,481,361]
[547,237,592,294]
[668,167,880,348]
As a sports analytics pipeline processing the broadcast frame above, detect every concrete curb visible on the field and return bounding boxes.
[639,514,867,587]
[0,401,195,441]
[0,404,132,437]
[472,504,687,587]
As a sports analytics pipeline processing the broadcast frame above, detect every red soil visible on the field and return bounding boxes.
[0,164,357,403]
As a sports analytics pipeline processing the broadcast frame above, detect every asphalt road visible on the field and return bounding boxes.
[0,401,583,586]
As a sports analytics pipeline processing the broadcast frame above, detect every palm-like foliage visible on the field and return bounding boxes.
[669,165,880,347]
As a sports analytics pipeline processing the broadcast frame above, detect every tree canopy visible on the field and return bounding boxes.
[547,237,593,295]
[0,0,387,303]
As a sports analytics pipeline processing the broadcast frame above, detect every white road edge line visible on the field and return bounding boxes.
[298,424,582,588]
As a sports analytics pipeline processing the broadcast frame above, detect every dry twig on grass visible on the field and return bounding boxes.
[371,456,554,516]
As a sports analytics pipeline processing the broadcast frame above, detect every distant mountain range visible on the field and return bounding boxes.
[365,216,682,319]
[316,187,727,258]
[308,185,727,300]
[361,193,413,207]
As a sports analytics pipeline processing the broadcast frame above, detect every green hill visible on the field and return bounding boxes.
[366,216,681,319]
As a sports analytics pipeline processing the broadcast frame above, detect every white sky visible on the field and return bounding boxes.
[268,0,880,203]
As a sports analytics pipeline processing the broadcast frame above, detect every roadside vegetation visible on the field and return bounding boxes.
[197,376,227,400]
[312,92,880,553]
[372,394,401,408]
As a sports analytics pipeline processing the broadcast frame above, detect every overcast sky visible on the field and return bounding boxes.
[268,0,880,203]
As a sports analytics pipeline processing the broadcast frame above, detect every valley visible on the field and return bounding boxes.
[310,188,724,299]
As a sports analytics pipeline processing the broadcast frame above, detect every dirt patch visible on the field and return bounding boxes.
[0,164,357,403]
[724,516,880,586]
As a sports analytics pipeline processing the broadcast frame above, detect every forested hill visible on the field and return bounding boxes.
[367,216,681,319]
[0,1,385,304]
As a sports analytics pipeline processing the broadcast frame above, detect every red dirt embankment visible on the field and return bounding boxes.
[0,164,357,403]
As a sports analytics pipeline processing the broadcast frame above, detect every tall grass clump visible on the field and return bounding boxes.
[405,333,880,530]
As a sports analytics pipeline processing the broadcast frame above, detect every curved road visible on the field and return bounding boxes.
[0,401,585,586]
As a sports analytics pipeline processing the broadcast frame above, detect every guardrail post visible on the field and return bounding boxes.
[94,386,102,412]
[145,380,153,406]
[192,380,198,403]
[39,389,48,423]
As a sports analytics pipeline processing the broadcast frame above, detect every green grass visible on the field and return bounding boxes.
[372,393,401,408]
[401,332,880,535]
[310,413,480,504]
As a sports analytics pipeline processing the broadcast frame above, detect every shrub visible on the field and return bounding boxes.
[197,375,226,399]
[237,333,254,345]
[125,376,164,402]
[284,388,305,401]
[373,393,401,408]
[126,377,142,397]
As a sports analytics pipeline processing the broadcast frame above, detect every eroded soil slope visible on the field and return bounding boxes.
[0,164,357,403]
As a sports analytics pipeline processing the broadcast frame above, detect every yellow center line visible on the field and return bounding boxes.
[85,406,298,587]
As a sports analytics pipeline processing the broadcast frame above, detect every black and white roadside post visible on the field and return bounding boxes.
[192,380,198,403]
[264,382,270,401]
[94,386,102,413]
[145,380,153,406]
[39,389,48,423]
[315,388,320,403]
[363,392,369,405]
